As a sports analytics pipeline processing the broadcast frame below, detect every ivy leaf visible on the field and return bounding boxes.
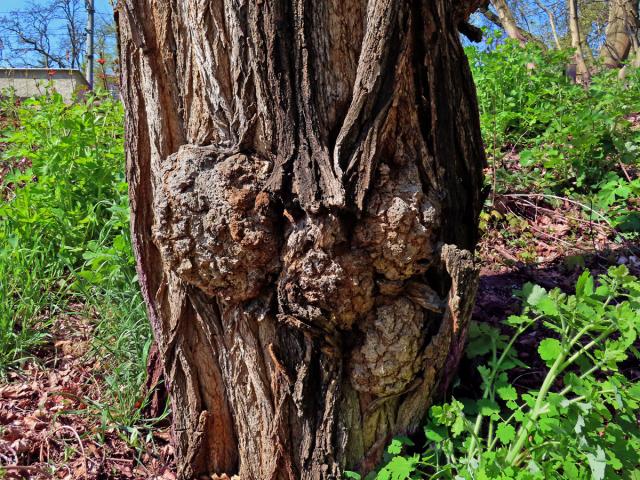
[496,423,516,444]
[538,338,562,367]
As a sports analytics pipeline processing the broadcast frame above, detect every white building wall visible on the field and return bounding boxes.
[0,69,89,102]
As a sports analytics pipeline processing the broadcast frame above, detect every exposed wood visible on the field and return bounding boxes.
[117,1,486,478]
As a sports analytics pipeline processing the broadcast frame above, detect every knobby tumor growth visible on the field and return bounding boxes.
[154,142,456,401]
[153,146,280,302]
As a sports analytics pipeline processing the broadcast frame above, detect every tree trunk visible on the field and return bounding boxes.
[534,0,562,49]
[116,1,486,478]
[568,0,592,84]
[484,0,535,46]
[601,0,639,68]
[618,35,640,79]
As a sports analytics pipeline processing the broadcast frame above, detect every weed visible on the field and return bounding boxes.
[469,39,640,235]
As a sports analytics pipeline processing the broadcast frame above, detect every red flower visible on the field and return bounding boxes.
[97,58,106,65]
[47,69,56,76]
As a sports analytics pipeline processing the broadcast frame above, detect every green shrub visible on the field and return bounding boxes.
[0,92,124,263]
[468,38,640,234]
[0,89,150,408]
[0,91,123,371]
[0,88,156,445]
[467,37,578,151]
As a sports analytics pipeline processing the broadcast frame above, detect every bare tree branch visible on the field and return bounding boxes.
[0,0,87,69]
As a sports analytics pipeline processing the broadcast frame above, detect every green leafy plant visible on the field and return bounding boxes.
[359,266,640,479]
[468,39,640,235]
[593,173,640,238]
[0,89,154,442]
[0,90,126,372]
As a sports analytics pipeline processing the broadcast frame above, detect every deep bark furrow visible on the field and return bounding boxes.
[332,0,404,210]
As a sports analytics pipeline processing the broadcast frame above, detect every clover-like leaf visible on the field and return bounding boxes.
[496,423,516,444]
[538,338,562,367]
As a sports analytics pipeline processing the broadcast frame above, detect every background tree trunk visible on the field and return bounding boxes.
[117,1,485,478]
[489,0,533,46]
[479,0,539,46]
[600,0,639,68]
[534,0,562,49]
[568,0,592,83]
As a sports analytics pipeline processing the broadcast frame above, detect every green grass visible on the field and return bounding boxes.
[0,248,58,371]
[0,87,152,431]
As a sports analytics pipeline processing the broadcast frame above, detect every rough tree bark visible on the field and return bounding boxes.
[117,1,486,478]
[601,0,639,68]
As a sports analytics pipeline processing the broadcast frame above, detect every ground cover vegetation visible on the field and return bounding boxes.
[0,91,170,478]
[0,36,638,480]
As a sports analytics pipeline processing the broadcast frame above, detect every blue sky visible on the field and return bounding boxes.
[0,0,116,68]
[0,0,114,17]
